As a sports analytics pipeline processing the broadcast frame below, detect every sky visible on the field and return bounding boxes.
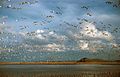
[0,0,120,62]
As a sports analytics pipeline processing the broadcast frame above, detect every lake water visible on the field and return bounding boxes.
[0,64,120,77]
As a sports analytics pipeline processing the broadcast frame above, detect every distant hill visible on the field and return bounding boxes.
[77,58,119,62]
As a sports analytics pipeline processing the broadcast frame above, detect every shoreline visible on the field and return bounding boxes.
[0,62,120,65]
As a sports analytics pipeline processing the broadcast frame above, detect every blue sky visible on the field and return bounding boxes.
[0,0,120,61]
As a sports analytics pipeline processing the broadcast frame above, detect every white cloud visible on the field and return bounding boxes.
[65,22,117,52]
[80,22,113,41]
[18,29,68,52]
[36,29,44,33]
[0,23,12,32]
[0,23,6,31]
[48,31,54,35]
[79,41,89,50]
[21,43,66,52]
[36,34,45,39]
[44,43,66,52]
[17,22,118,53]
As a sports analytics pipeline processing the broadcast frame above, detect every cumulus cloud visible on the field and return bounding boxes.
[0,23,12,32]
[80,22,113,41]
[63,22,118,52]
[17,25,119,53]
[43,43,66,52]
[78,40,89,50]
[18,29,68,52]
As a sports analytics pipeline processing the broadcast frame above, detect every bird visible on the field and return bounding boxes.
[102,32,108,36]
[73,25,78,28]
[108,24,112,26]
[105,1,119,8]
[33,21,38,24]
[81,6,89,10]
[111,27,119,33]
[20,17,27,20]
[46,15,54,18]
[55,11,62,15]
[19,1,30,5]
[56,6,61,10]
[19,25,28,30]
[92,21,97,25]
[64,21,71,26]
[32,20,50,26]
[113,4,118,7]
[82,19,89,22]
[50,10,55,13]
[100,21,103,24]
[87,13,92,16]
[12,7,22,10]
[79,22,83,24]
[105,1,113,4]
[6,5,12,8]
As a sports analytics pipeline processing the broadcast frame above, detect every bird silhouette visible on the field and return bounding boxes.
[87,13,92,16]
[81,6,89,10]
[46,15,54,18]
[105,1,113,4]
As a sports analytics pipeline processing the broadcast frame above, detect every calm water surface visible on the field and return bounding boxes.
[0,65,120,77]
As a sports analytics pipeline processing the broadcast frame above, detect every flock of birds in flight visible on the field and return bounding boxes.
[0,0,120,45]
[0,0,120,60]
